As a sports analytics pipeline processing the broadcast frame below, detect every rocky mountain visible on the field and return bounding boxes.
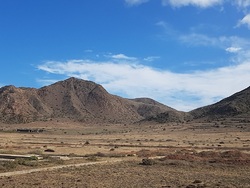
[0,77,182,124]
[129,98,189,123]
[190,86,250,120]
[2,77,249,124]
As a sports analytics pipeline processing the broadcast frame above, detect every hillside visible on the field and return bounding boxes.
[190,86,250,120]
[0,77,181,124]
[2,77,249,124]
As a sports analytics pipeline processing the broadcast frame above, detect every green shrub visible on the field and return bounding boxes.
[30,156,39,160]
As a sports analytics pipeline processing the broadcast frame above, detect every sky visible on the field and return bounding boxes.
[1,0,250,111]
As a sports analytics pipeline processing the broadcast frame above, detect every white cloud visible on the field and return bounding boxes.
[157,21,232,48]
[125,0,149,6]
[237,14,250,29]
[179,34,249,58]
[179,33,250,55]
[124,0,250,10]
[37,56,250,112]
[162,0,223,8]
[111,53,137,61]
[144,56,160,62]
[226,47,242,53]
[84,49,93,53]
[233,0,250,8]
[179,33,223,47]
[125,0,224,8]
[179,33,250,68]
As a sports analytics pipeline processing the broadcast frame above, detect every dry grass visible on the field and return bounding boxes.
[0,159,249,188]
[0,120,249,187]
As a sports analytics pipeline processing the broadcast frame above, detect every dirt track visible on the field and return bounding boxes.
[0,157,249,188]
[0,158,123,177]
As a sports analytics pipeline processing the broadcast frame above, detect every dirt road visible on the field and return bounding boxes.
[0,158,123,177]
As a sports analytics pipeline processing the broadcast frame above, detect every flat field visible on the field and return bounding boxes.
[0,120,249,187]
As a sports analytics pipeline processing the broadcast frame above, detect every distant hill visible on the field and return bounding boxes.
[2,77,249,124]
[190,86,250,120]
[129,98,189,123]
[0,77,182,124]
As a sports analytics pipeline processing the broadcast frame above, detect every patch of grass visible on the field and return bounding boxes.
[68,153,79,157]
[0,150,23,155]
[0,161,18,171]
[15,158,39,167]
[28,150,43,155]
[47,156,65,165]
[29,155,39,160]
[136,149,169,157]
[0,156,40,172]
[86,156,98,161]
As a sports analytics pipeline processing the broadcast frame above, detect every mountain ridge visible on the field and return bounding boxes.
[1,77,250,124]
[190,86,250,120]
[0,77,183,124]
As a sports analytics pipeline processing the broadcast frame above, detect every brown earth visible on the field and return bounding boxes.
[0,77,183,124]
[190,86,250,121]
[2,77,250,126]
[0,120,249,187]
[0,158,249,188]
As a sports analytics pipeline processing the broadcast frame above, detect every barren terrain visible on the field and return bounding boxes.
[0,120,249,187]
[0,78,250,187]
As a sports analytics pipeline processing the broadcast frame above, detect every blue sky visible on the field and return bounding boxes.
[1,0,250,111]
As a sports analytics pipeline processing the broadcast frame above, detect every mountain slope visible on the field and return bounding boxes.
[0,85,50,123]
[190,86,250,120]
[37,77,141,123]
[130,98,189,123]
[0,77,181,124]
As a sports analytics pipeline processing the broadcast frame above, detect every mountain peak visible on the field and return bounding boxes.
[64,77,83,83]
[0,85,25,95]
[53,77,99,89]
[0,78,177,124]
[1,78,250,124]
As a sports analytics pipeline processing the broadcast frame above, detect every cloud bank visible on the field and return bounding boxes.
[238,14,250,29]
[162,0,223,8]
[126,0,223,8]
[126,0,250,9]
[37,54,250,111]
[234,0,250,8]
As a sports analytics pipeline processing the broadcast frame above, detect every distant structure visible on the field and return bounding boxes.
[16,128,44,133]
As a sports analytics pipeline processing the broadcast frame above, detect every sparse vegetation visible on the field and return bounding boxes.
[140,158,155,165]
[84,140,90,145]
[44,149,55,152]
[0,78,250,187]
[0,161,17,171]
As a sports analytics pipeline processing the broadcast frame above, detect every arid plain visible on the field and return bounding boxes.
[0,119,249,188]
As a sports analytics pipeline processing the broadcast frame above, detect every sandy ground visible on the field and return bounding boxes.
[0,120,249,187]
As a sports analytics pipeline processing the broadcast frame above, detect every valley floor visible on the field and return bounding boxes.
[0,159,250,188]
[0,120,249,187]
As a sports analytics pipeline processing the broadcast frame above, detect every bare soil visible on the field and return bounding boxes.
[0,120,249,187]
